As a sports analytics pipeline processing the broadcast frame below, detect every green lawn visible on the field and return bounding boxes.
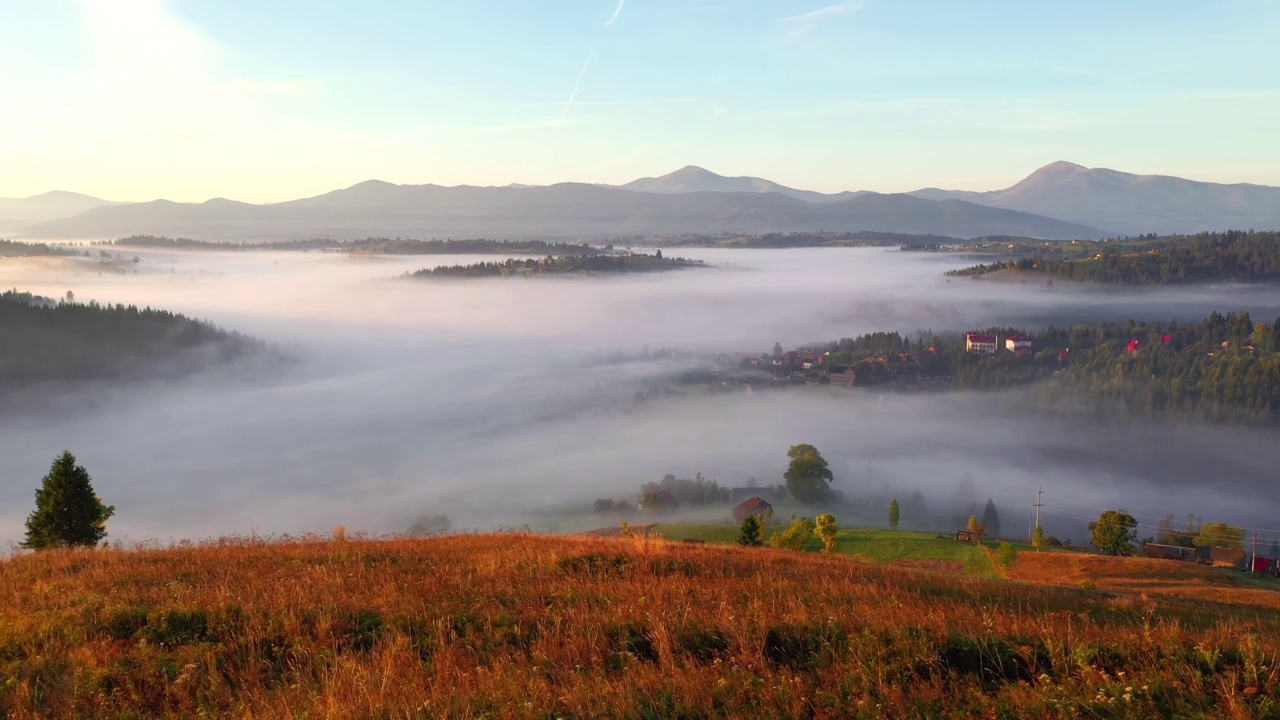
[832,529,997,577]
[650,524,997,577]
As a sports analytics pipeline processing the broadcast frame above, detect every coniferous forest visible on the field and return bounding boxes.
[0,291,272,399]
[407,252,704,278]
[948,231,1280,285]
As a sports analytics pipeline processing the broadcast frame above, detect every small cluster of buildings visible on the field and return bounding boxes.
[1141,542,1275,573]
[965,332,1033,358]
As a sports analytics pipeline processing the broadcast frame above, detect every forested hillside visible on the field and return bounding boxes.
[949,230,1280,284]
[0,291,272,398]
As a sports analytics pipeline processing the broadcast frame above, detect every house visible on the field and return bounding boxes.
[732,496,773,522]
[954,530,977,542]
[1252,556,1279,575]
[1209,546,1247,569]
[965,332,997,355]
[1005,334,1033,358]
[828,364,857,387]
[1142,543,1196,561]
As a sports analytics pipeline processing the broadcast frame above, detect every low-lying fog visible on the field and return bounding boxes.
[3,246,1280,546]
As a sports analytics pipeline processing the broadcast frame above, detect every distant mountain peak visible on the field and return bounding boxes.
[1037,160,1087,173]
[347,179,399,190]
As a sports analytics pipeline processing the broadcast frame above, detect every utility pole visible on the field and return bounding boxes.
[1252,531,1259,574]
[1034,485,1043,533]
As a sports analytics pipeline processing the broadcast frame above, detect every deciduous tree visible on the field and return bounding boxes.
[816,514,838,553]
[1089,510,1138,556]
[783,444,834,505]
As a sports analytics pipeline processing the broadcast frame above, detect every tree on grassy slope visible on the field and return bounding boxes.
[1089,510,1138,556]
[783,444,833,505]
[22,451,114,550]
[888,498,900,530]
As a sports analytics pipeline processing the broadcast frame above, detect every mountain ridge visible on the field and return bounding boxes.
[21,181,1103,241]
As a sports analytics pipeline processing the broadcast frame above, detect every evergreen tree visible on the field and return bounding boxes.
[736,514,764,547]
[888,498,900,530]
[22,451,114,550]
[981,498,1001,539]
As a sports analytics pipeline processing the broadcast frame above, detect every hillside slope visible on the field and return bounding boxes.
[1,533,1275,718]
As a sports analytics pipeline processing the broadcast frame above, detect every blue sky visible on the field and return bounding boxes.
[2,0,1278,201]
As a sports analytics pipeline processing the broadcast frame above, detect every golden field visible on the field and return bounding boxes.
[1,533,1278,719]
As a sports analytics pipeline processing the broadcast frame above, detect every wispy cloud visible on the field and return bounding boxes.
[605,0,627,27]
[778,2,861,43]
[558,50,596,126]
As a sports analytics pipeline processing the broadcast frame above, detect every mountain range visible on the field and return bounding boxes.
[5,162,1279,241]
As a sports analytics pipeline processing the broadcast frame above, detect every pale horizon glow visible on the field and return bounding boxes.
[2,0,1278,203]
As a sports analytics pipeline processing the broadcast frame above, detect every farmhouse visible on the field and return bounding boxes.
[732,496,773,522]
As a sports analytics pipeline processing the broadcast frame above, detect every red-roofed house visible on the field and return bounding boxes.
[732,496,773,522]
[1005,334,1033,358]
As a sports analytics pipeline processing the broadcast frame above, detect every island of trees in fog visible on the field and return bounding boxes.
[947,230,1280,285]
[406,252,704,279]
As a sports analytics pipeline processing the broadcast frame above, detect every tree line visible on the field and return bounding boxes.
[109,235,604,256]
[0,290,271,397]
[407,252,703,279]
[947,230,1280,285]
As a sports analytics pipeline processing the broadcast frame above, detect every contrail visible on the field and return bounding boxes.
[558,50,595,125]
[605,0,627,27]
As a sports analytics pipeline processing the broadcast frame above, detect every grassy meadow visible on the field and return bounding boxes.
[2,532,1279,719]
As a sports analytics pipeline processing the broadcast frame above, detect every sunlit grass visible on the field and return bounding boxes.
[1,533,1278,718]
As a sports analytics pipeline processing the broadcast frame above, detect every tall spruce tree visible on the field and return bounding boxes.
[736,514,764,547]
[981,498,1001,539]
[888,498,900,530]
[22,451,114,550]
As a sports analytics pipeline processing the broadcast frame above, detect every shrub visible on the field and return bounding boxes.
[768,515,815,551]
[995,541,1017,570]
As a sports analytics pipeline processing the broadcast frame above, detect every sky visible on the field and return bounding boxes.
[2,0,1279,202]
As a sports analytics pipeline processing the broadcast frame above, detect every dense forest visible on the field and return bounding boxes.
[0,239,73,258]
[947,231,1280,285]
[407,252,704,279]
[652,231,965,248]
[109,235,603,256]
[819,310,1280,423]
[0,291,274,400]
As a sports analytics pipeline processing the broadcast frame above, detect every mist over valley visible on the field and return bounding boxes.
[4,243,1279,548]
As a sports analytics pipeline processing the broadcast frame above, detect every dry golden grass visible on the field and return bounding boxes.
[1009,552,1280,611]
[1,533,1278,719]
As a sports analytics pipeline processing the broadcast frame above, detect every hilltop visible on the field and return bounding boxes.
[2,532,1277,718]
